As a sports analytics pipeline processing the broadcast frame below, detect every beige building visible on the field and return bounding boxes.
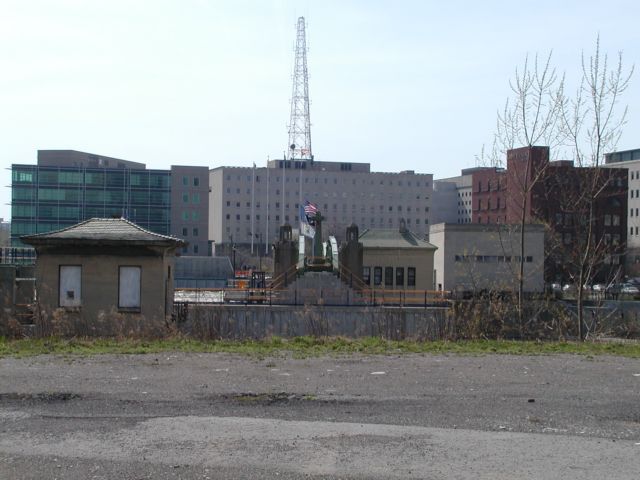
[429,223,545,293]
[359,223,437,290]
[209,160,433,250]
[22,218,184,334]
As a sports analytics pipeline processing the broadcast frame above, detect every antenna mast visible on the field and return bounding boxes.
[287,17,312,161]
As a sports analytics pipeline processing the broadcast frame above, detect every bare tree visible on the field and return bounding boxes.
[481,38,633,340]
[558,35,634,339]
[489,52,565,333]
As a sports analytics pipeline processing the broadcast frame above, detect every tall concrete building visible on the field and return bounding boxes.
[605,147,640,276]
[209,159,433,251]
[10,150,209,255]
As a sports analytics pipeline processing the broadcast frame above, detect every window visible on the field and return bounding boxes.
[363,267,371,285]
[407,267,416,287]
[193,244,199,254]
[384,267,393,287]
[182,227,188,236]
[182,211,189,221]
[182,176,188,186]
[182,193,189,203]
[192,193,200,204]
[59,266,81,307]
[396,267,404,287]
[193,228,199,236]
[373,267,382,286]
[193,177,200,187]
[119,266,141,310]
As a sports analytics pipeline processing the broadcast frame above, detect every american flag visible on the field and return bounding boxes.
[304,201,318,216]
[304,201,318,225]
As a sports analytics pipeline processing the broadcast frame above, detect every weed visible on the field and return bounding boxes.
[0,336,639,358]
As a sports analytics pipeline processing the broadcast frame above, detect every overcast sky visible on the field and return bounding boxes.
[2,0,640,221]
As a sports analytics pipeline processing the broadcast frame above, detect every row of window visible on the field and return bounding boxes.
[225,212,429,225]
[362,266,416,287]
[224,200,429,214]
[180,211,201,222]
[225,173,429,188]
[476,180,504,192]
[59,265,141,310]
[13,168,171,188]
[476,198,504,210]
[476,216,507,224]
[12,187,170,205]
[455,255,534,263]
[182,192,200,204]
[182,176,201,187]
[181,227,199,237]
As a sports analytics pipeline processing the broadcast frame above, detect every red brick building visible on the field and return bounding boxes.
[470,146,628,283]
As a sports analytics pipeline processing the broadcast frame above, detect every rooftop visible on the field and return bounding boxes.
[21,218,185,247]
[359,227,436,250]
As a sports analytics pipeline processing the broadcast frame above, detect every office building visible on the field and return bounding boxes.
[10,150,208,255]
[208,159,433,251]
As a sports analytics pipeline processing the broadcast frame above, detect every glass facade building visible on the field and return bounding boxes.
[11,164,171,246]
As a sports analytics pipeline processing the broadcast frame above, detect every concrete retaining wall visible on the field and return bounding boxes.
[177,305,453,340]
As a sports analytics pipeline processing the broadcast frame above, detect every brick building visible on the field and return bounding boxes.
[434,146,628,283]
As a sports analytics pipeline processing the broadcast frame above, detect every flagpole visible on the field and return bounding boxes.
[265,156,270,256]
[282,151,285,224]
[251,162,255,255]
[299,164,302,206]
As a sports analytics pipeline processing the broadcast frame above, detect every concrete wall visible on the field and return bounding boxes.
[178,305,451,340]
[34,246,175,334]
[363,248,435,290]
[430,223,545,293]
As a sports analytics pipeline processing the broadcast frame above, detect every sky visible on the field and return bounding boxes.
[2,0,640,221]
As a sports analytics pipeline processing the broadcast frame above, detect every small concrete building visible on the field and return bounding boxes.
[359,222,437,290]
[22,218,185,334]
[429,223,545,293]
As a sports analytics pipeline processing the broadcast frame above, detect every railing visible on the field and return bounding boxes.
[0,247,36,265]
[269,263,299,290]
[174,286,451,307]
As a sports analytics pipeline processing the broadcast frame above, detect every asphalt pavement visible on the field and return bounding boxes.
[1,351,639,479]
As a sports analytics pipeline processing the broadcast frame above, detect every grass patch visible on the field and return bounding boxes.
[0,336,639,358]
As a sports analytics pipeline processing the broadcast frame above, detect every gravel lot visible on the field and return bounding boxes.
[1,352,639,479]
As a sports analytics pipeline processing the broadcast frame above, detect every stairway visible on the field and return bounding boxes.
[278,271,365,306]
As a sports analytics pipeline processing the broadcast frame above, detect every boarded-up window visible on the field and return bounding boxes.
[407,267,416,287]
[384,267,393,287]
[119,266,141,309]
[59,266,81,307]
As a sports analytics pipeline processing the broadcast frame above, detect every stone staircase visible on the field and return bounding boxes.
[278,271,366,306]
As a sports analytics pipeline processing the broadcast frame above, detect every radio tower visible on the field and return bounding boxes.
[287,17,312,160]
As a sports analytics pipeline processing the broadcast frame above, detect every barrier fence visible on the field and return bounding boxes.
[174,286,451,307]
